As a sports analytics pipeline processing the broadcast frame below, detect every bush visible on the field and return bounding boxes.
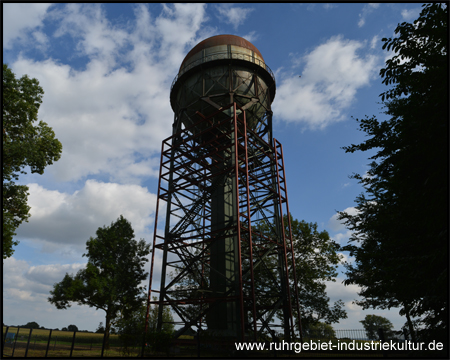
[146,330,173,355]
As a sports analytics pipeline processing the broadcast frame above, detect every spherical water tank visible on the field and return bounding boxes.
[170,35,276,132]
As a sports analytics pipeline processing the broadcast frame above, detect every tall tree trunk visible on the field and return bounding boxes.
[404,304,416,342]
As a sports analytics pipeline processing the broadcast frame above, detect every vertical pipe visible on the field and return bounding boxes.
[69,331,76,357]
[45,329,52,357]
[24,328,33,357]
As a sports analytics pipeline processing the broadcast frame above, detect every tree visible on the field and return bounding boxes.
[360,315,394,340]
[145,297,174,334]
[22,321,40,329]
[48,215,151,348]
[303,322,336,339]
[95,322,105,334]
[2,64,62,259]
[115,299,174,355]
[287,217,347,333]
[338,3,447,344]
[67,324,78,332]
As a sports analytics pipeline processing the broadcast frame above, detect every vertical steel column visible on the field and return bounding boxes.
[233,103,245,342]
[157,116,182,332]
[142,140,165,356]
[274,138,303,342]
[273,138,295,341]
[242,109,258,341]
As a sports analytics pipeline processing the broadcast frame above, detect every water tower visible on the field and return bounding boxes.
[146,35,302,345]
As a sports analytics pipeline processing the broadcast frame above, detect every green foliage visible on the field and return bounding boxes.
[303,322,336,339]
[48,215,151,348]
[145,297,175,334]
[67,324,78,332]
[338,3,447,343]
[115,298,174,355]
[22,321,40,329]
[2,64,62,259]
[256,216,346,333]
[146,330,173,355]
[287,217,347,331]
[360,315,394,340]
[95,322,105,334]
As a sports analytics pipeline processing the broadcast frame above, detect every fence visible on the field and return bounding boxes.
[1,326,426,358]
[2,326,143,358]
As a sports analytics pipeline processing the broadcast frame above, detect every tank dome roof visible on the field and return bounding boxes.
[180,34,264,71]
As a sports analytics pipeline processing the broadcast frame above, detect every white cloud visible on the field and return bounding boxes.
[273,36,379,129]
[328,206,359,232]
[338,252,354,264]
[3,255,160,331]
[325,278,406,329]
[3,257,104,330]
[10,3,210,184]
[401,7,421,22]
[16,180,157,252]
[3,3,53,49]
[323,4,338,10]
[332,230,354,245]
[215,4,254,29]
[370,35,380,50]
[242,31,258,44]
[358,3,380,28]
[3,258,84,306]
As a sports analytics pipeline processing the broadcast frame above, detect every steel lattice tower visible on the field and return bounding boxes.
[145,35,302,345]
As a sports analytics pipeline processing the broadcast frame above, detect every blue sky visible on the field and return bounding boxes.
[3,3,424,332]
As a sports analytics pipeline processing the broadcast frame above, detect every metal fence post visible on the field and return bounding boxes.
[70,331,76,357]
[24,328,33,357]
[2,326,9,355]
[11,327,20,357]
[101,331,107,357]
[45,329,52,357]
[378,328,387,358]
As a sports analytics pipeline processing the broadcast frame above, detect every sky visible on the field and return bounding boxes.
[3,3,425,333]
